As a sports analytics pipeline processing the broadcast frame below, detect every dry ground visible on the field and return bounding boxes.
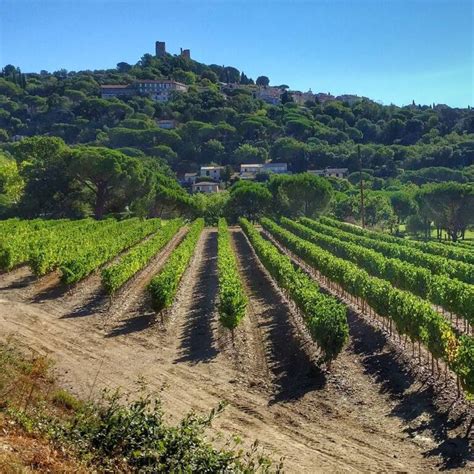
[0,227,472,472]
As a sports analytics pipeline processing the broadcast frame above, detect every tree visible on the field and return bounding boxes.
[12,136,72,216]
[416,182,474,241]
[149,145,178,166]
[256,76,270,87]
[351,191,396,230]
[225,181,272,222]
[191,191,229,225]
[281,90,293,104]
[270,137,307,172]
[268,173,333,218]
[233,144,268,164]
[389,191,416,224]
[201,139,225,165]
[67,147,148,219]
[239,72,252,85]
[220,67,240,84]
[201,70,218,83]
[0,153,24,210]
[117,62,132,72]
[383,118,405,144]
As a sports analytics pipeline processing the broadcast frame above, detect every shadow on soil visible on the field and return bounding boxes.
[174,231,219,365]
[61,289,108,319]
[348,311,472,470]
[233,230,326,403]
[0,273,36,290]
[30,280,70,303]
[105,298,155,337]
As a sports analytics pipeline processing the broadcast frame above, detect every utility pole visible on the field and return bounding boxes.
[358,144,365,228]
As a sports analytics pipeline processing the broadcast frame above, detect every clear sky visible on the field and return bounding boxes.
[1,0,472,107]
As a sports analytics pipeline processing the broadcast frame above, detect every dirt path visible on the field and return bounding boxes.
[231,229,324,399]
[103,226,189,338]
[0,228,471,472]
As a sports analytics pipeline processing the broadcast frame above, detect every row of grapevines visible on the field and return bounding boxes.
[261,218,474,394]
[217,218,247,330]
[148,219,204,312]
[281,217,474,326]
[303,218,474,285]
[240,218,348,363]
[101,219,182,294]
[30,219,137,276]
[60,219,161,285]
[320,216,474,265]
[0,218,66,237]
[0,219,97,271]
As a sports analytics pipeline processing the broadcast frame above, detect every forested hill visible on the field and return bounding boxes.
[0,50,473,178]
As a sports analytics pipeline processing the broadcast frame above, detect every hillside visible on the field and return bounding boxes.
[1,45,473,177]
[0,44,473,238]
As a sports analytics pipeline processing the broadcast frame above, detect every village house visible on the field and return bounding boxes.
[183,172,198,185]
[239,163,288,179]
[254,87,282,105]
[200,166,224,181]
[240,163,263,178]
[100,80,188,102]
[192,182,220,193]
[314,92,336,103]
[336,94,363,105]
[263,162,288,174]
[291,90,315,105]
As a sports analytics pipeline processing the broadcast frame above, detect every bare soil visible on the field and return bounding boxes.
[0,227,472,472]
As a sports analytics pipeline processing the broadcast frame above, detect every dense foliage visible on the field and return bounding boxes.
[240,218,348,363]
[148,218,204,312]
[217,218,247,330]
[1,56,473,177]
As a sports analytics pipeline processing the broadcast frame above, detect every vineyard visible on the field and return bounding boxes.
[0,216,472,471]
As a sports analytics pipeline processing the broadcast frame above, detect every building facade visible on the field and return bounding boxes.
[291,91,315,105]
[200,166,224,180]
[263,162,288,174]
[254,87,282,105]
[100,85,135,99]
[100,80,188,102]
[240,164,263,176]
[192,182,220,193]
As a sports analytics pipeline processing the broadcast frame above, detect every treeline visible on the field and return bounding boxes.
[1,137,472,242]
[331,180,474,241]
[0,136,192,219]
[0,142,334,221]
[0,53,473,179]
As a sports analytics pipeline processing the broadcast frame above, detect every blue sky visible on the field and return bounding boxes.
[1,0,472,107]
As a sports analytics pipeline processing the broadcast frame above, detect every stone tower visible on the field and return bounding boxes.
[180,48,191,60]
[155,41,166,58]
